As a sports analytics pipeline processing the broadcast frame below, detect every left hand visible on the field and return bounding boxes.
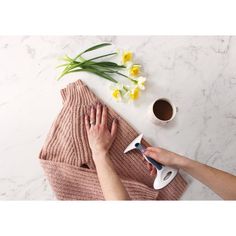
[85,103,118,162]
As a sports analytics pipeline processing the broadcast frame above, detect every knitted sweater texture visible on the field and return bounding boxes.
[39,80,187,200]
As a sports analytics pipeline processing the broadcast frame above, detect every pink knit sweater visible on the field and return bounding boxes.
[39,80,187,200]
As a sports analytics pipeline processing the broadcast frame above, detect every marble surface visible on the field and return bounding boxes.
[0,36,236,200]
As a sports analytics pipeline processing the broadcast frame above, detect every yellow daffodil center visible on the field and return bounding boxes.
[122,51,132,64]
[130,65,141,77]
[112,89,121,100]
[129,87,139,100]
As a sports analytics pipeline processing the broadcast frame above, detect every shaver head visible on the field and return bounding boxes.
[124,134,143,154]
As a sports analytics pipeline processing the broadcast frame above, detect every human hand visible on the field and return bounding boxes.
[85,103,118,162]
[143,147,185,176]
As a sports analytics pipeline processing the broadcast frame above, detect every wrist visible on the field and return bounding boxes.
[93,152,110,165]
[175,154,191,169]
[169,152,186,168]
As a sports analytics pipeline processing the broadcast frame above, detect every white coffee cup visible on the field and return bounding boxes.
[148,98,177,125]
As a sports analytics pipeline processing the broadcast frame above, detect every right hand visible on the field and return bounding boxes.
[143,147,185,176]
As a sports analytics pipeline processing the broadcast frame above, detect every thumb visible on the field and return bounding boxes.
[111,118,118,138]
[144,150,159,162]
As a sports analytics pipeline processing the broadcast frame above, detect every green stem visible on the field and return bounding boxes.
[115,71,137,84]
[78,56,86,62]
[123,85,129,92]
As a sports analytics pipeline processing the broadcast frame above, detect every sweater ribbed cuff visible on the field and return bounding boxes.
[61,80,98,106]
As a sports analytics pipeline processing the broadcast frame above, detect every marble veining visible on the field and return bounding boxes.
[0,36,236,200]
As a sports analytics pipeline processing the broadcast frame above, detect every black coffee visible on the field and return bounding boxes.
[153,99,173,121]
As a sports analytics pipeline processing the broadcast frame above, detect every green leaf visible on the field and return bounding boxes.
[57,63,81,80]
[95,61,125,68]
[63,55,74,62]
[83,64,115,73]
[91,71,117,83]
[61,60,82,73]
[82,43,112,54]
[56,63,70,68]
[56,43,124,82]
[78,61,125,72]
[62,69,86,74]
[64,67,118,83]
[87,52,117,61]
[57,62,118,83]
[74,43,112,60]
[61,64,75,75]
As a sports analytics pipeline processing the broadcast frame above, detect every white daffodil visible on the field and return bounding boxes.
[123,85,140,102]
[135,76,146,90]
[109,83,125,101]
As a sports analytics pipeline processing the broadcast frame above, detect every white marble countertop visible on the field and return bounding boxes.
[0,36,235,200]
